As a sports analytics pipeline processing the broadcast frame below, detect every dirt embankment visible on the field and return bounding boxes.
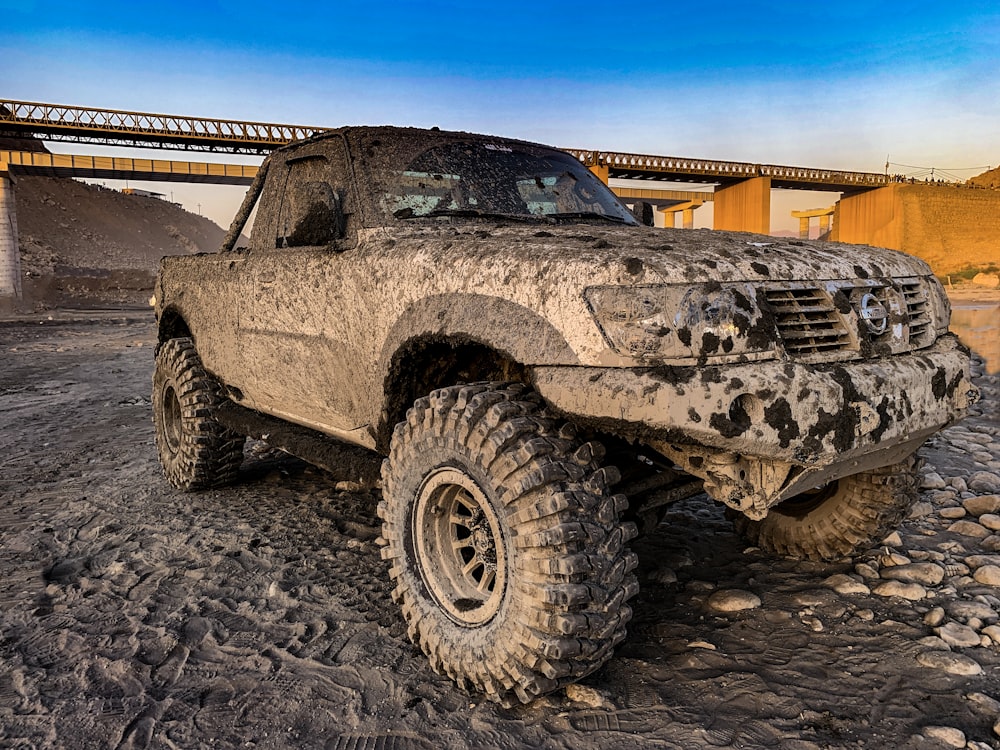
[12,175,229,309]
[969,166,1000,190]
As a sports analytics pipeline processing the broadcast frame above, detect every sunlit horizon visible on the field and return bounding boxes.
[2,0,996,230]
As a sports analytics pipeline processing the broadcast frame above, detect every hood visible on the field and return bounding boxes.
[372,222,932,285]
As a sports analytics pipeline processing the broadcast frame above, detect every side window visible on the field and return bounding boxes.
[276,155,342,248]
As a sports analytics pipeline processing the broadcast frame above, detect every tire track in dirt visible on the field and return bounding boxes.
[2,320,1000,749]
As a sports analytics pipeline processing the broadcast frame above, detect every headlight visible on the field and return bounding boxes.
[584,283,776,361]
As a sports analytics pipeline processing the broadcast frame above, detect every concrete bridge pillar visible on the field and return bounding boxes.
[0,167,21,305]
[713,177,771,234]
[660,200,703,229]
[791,206,836,241]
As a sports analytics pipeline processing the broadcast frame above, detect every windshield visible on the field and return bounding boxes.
[350,130,638,226]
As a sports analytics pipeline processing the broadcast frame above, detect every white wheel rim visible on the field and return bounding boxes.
[413,467,507,626]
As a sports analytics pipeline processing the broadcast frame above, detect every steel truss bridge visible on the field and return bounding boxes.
[1,99,888,191]
[0,99,326,154]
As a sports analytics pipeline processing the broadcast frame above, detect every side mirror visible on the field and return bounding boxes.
[630,201,655,227]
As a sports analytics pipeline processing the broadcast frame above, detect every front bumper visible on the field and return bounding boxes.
[533,334,978,516]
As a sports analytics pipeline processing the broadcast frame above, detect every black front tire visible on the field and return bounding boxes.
[732,456,919,561]
[378,382,638,705]
[152,337,244,491]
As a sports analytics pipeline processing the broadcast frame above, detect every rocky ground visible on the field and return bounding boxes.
[1,318,999,749]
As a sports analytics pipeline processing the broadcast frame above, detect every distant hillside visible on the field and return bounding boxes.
[2,124,237,308]
[969,165,1000,189]
[13,175,232,308]
[16,176,228,275]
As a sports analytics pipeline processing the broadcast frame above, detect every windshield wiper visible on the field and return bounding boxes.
[546,212,630,224]
[416,208,538,222]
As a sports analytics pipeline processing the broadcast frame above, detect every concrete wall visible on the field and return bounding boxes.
[833,184,1000,276]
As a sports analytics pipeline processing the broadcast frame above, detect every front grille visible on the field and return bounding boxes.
[764,278,936,359]
[764,286,851,354]
[900,280,932,343]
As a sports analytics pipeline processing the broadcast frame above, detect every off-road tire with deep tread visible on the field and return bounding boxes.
[378,382,639,706]
[152,337,244,491]
[731,455,920,561]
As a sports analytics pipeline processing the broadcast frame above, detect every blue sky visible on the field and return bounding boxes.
[1,0,998,229]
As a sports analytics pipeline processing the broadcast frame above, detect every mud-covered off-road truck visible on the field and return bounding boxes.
[152,126,978,704]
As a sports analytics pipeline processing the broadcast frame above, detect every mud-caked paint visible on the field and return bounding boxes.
[155,127,977,515]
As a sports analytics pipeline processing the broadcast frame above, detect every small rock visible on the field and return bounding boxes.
[964,495,1000,517]
[686,640,716,650]
[854,609,875,621]
[969,472,1000,494]
[650,568,678,585]
[966,555,1000,569]
[982,535,1000,553]
[882,532,904,548]
[801,615,824,632]
[916,650,983,676]
[965,691,1000,715]
[930,489,958,504]
[880,563,945,586]
[823,574,870,596]
[936,622,982,648]
[938,540,967,554]
[946,600,998,623]
[981,514,1000,532]
[565,684,614,709]
[948,520,990,539]
[949,477,969,493]
[974,565,1000,586]
[881,551,909,566]
[855,562,880,579]
[915,635,951,650]
[922,471,947,490]
[923,607,946,627]
[909,501,934,519]
[983,625,1000,646]
[939,507,967,520]
[792,590,841,608]
[873,580,927,600]
[707,589,761,613]
[921,726,965,747]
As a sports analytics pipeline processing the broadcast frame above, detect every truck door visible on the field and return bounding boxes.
[237,140,371,442]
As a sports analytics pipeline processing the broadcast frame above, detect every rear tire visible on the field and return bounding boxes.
[152,337,244,491]
[732,456,919,561]
[379,382,638,705]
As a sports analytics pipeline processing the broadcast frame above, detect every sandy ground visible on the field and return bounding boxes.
[1,318,999,750]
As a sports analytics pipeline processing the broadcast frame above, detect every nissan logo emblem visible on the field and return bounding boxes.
[859,292,888,335]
